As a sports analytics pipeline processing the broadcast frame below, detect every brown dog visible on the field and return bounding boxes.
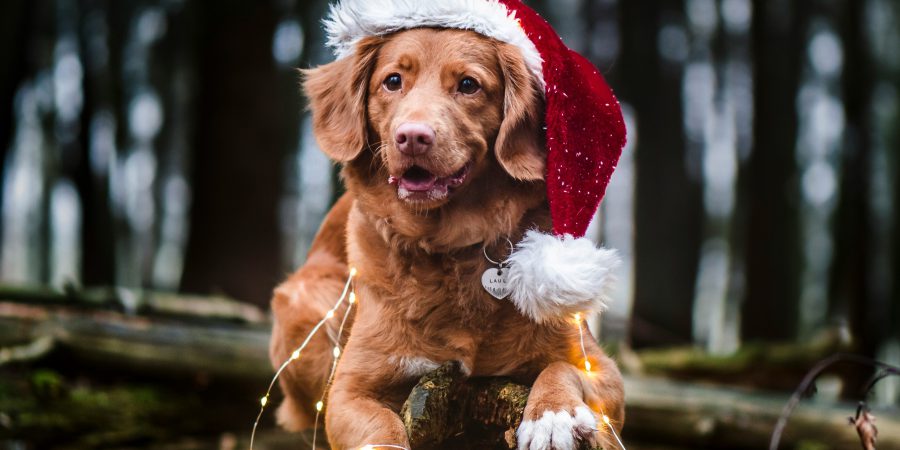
[269,28,624,450]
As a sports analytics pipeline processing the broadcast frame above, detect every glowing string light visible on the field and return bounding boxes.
[573,313,591,374]
[574,313,627,450]
[249,268,357,450]
[311,288,356,449]
[602,414,626,450]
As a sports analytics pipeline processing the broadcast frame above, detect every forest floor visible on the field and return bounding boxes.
[1,286,898,449]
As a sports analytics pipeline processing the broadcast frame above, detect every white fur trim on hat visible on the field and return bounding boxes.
[506,230,620,323]
[324,0,545,88]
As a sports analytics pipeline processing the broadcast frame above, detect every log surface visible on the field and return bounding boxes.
[400,362,535,450]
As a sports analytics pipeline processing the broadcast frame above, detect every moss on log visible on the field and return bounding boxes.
[632,330,850,390]
[0,369,215,448]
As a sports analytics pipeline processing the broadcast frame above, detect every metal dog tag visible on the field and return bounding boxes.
[481,267,510,300]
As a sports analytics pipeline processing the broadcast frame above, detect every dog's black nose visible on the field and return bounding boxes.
[395,123,435,156]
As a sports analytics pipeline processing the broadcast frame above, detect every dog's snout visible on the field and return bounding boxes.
[395,123,435,156]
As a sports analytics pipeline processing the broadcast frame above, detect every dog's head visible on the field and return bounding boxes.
[303,28,545,209]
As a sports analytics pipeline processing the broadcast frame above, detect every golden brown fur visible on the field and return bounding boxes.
[270,28,624,449]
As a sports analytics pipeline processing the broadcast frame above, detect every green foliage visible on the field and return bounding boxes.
[29,369,66,400]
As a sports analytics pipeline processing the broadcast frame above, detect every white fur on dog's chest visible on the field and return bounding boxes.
[387,355,441,378]
[387,355,472,378]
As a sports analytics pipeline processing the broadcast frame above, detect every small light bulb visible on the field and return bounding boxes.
[584,360,592,372]
[291,349,301,360]
[326,310,335,319]
[350,267,358,277]
[602,414,611,425]
[260,396,268,407]
[573,312,582,323]
[349,292,356,304]
[333,346,341,358]
[316,401,324,411]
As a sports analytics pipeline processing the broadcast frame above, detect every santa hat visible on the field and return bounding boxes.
[325,0,626,324]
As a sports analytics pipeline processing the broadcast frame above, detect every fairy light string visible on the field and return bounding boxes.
[311,291,356,449]
[573,312,626,450]
[249,267,357,450]
[602,413,626,450]
[573,312,591,373]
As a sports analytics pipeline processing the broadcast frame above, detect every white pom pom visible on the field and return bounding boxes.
[506,230,620,323]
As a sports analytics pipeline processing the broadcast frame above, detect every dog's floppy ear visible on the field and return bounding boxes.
[494,42,546,181]
[302,37,382,162]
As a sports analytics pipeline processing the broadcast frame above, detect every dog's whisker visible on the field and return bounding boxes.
[369,142,388,174]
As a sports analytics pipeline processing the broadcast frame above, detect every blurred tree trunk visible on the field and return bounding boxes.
[32,0,57,285]
[74,0,120,286]
[892,20,900,346]
[618,0,703,348]
[829,0,879,390]
[180,1,297,306]
[0,0,30,216]
[739,1,806,342]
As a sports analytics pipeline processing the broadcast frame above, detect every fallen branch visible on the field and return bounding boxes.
[0,301,271,381]
[630,330,850,390]
[0,283,266,324]
[768,353,900,450]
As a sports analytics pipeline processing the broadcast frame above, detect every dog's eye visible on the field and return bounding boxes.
[458,77,480,95]
[383,73,402,92]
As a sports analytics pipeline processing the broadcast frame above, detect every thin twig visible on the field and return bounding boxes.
[768,353,900,450]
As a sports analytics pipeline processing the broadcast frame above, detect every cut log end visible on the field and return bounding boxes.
[401,362,603,450]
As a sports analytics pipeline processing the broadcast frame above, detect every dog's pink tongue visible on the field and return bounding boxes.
[399,174,438,191]
[397,167,438,192]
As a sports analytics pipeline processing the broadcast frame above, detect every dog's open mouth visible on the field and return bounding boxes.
[388,164,471,201]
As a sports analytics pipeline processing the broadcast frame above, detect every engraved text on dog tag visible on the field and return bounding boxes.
[481,267,510,300]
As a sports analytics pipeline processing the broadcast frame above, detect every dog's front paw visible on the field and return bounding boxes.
[516,405,598,450]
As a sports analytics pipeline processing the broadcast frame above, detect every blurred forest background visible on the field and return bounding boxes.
[1,0,900,448]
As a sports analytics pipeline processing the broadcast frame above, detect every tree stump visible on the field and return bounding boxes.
[401,362,602,450]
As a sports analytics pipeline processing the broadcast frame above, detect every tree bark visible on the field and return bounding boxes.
[74,0,121,287]
[401,362,535,450]
[180,1,298,306]
[618,0,703,348]
[828,0,881,397]
[740,0,806,342]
